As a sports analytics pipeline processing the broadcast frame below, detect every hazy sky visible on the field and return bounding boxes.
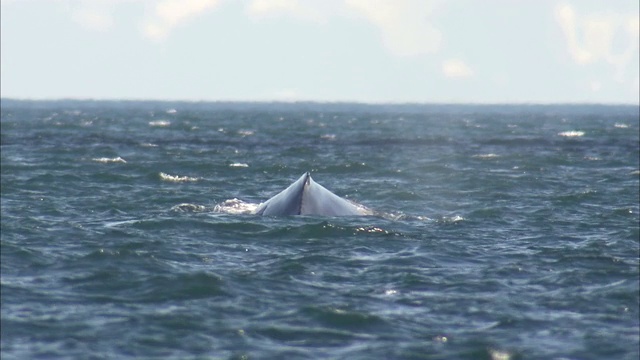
[1,0,638,103]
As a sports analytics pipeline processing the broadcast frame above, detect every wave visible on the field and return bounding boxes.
[558,130,585,137]
[159,172,199,182]
[213,198,259,215]
[148,120,171,127]
[92,157,127,163]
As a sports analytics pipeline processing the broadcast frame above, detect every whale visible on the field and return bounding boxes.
[254,172,372,216]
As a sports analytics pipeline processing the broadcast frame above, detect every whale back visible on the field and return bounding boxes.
[254,173,369,216]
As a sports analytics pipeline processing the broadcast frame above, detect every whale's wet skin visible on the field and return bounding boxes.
[254,172,372,216]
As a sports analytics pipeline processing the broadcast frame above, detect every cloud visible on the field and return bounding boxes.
[345,0,441,57]
[442,59,473,78]
[247,0,299,16]
[245,0,443,57]
[4,0,225,40]
[71,6,114,32]
[40,0,127,33]
[554,3,639,81]
[628,16,640,37]
[141,0,225,42]
[554,4,592,64]
[246,0,329,22]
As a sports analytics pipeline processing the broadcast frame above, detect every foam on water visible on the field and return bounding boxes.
[170,203,207,212]
[159,172,199,182]
[558,130,585,137]
[149,120,171,127]
[213,198,259,214]
[92,156,127,163]
[473,153,500,159]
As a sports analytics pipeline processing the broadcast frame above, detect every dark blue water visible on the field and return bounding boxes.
[1,100,639,359]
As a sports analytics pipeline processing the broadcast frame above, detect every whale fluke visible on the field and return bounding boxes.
[254,172,371,216]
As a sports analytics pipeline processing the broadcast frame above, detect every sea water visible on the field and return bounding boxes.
[1,100,639,359]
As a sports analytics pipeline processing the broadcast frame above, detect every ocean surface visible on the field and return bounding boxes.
[1,100,639,360]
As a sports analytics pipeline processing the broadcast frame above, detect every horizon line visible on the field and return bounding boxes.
[2,97,638,106]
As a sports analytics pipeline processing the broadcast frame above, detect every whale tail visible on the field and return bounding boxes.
[254,172,371,216]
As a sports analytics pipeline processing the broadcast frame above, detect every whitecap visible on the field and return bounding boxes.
[92,157,127,163]
[614,123,628,128]
[321,134,336,140]
[229,163,249,168]
[473,153,499,159]
[213,198,258,214]
[238,130,254,136]
[488,348,513,360]
[170,203,206,212]
[355,226,389,234]
[558,130,584,137]
[437,215,464,223]
[149,120,171,127]
[159,172,199,182]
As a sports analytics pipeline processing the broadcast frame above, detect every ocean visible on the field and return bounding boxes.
[1,100,639,359]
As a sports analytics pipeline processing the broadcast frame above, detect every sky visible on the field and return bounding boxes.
[1,0,638,104]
